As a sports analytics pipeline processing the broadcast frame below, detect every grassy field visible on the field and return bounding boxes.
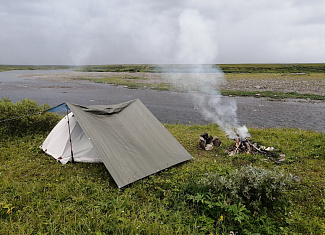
[75,63,325,74]
[1,99,325,234]
[0,65,73,72]
[222,90,325,100]
[219,63,325,74]
[76,63,325,74]
[2,63,325,73]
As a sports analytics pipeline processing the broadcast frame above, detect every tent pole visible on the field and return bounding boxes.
[66,104,74,163]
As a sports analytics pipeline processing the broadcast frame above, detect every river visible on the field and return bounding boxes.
[0,69,324,133]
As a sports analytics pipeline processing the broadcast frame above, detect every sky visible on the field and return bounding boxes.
[1,0,325,65]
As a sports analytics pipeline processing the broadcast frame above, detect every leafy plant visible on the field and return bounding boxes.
[0,202,15,215]
[197,165,295,210]
[0,98,60,136]
[184,166,296,233]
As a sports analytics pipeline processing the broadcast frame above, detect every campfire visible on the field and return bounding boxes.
[226,135,275,157]
[199,132,285,163]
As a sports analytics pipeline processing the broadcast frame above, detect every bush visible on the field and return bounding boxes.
[198,165,295,209]
[0,98,61,136]
[185,165,296,233]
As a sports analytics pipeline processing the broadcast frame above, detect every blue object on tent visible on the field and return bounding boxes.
[45,103,70,113]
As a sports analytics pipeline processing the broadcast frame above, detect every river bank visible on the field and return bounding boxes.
[0,69,324,132]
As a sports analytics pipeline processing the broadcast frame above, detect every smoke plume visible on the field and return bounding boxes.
[163,9,250,139]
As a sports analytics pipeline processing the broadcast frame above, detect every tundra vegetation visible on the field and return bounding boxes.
[0,98,325,234]
[0,65,72,72]
[1,63,325,73]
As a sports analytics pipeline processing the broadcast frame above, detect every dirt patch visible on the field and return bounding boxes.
[224,73,325,96]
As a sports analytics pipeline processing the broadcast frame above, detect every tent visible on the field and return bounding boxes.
[41,99,193,188]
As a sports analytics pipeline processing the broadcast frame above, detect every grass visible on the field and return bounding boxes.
[1,124,325,234]
[77,64,156,73]
[2,63,325,74]
[77,76,172,91]
[221,90,325,100]
[76,64,325,74]
[2,63,319,73]
[0,65,324,233]
[218,63,325,74]
[0,65,74,72]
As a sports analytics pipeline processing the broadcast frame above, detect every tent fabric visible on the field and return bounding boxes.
[42,99,193,188]
[45,102,70,113]
[41,112,102,164]
[67,99,193,188]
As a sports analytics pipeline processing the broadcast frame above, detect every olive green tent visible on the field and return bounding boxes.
[41,99,192,188]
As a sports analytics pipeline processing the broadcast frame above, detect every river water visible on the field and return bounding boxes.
[0,69,324,133]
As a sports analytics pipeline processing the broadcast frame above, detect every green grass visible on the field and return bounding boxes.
[221,90,325,100]
[72,76,172,91]
[2,63,325,74]
[219,63,325,74]
[76,64,325,74]
[1,123,325,234]
[77,64,156,73]
[0,65,74,72]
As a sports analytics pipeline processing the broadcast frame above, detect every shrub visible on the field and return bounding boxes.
[0,98,61,136]
[185,165,296,233]
[198,165,295,210]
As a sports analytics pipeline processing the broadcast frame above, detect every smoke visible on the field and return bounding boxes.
[163,9,250,140]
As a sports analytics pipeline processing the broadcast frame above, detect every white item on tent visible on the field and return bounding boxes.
[40,112,102,164]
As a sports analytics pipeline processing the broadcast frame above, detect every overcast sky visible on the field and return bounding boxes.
[1,0,325,65]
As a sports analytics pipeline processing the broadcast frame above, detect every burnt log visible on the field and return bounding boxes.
[199,136,206,149]
[212,137,222,147]
[199,133,221,151]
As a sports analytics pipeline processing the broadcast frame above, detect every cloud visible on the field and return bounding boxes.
[0,0,325,64]
[175,9,217,64]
